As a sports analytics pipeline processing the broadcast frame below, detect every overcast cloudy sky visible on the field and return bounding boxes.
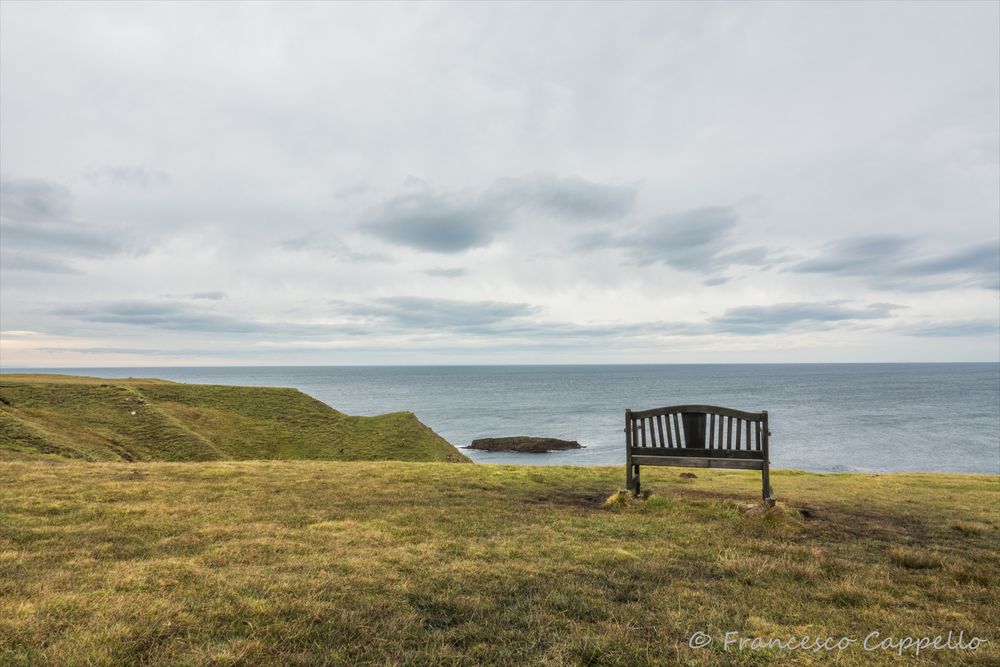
[1,1,998,366]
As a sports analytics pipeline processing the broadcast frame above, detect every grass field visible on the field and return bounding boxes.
[0,375,468,463]
[1,459,996,666]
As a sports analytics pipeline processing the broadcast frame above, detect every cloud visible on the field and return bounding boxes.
[51,300,364,337]
[331,296,899,339]
[158,291,228,301]
[423,267,468,278]
[703,276,730,286]
[572,206,780,275]
[896,319,1000,337]
[2,218,125,257]
[1,175,143,269]
[363,189,511,253]
[489,174,635,221]
[362,175,636,253]
[791,235,911,275]
[0,176,71,222]
[280,233,392,262]
[709,301,901,335]
[38,346,200,356]
[0,252,79,274]
[2,3,997,364]
[896,241,998,289]
[628,207,739,270]
[336,296,538,330]
[789,235,999,291]
[83,165,170,189]
[188,291,227,300]
[53,301,261,334]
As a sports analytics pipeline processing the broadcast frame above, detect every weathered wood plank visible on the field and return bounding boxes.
[630,447,763,460]
[631,455,764,470]
[630,405,765,421]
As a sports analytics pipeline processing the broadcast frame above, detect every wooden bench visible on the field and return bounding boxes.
[625,405,773,503]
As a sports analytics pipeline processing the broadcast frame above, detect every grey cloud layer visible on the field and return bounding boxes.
[711,301,900,335]
[1,176,143,272]
[363,175,636,253]
[897,319,1000,337]
[47,295,903,344]
[336,296,539,329]
[51,301,365,338]
[790,235,999,291]
[574,206,779,277]
[2,2,997,363]
[83,165,170,189]
[330,297,900,338]
[280,233,391,263]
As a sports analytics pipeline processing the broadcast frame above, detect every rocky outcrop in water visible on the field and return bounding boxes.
[467,437,584,453]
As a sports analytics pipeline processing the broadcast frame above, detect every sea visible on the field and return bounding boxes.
[9,364,1000,474]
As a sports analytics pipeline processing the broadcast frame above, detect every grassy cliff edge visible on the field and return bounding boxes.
[0,374,469,463]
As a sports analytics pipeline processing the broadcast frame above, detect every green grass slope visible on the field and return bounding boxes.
[0,461,996,665]
[0,375,468,463]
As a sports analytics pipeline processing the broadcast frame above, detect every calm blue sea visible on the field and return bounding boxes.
[9,364,1000,474]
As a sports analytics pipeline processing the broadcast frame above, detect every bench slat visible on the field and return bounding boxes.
[630,447,763,460]
[631,455,764,470]
[630,404,765,421]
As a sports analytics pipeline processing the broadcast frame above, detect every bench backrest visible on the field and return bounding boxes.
[627,405,768,460]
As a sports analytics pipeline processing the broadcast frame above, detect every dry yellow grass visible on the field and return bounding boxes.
[1,460,996,665]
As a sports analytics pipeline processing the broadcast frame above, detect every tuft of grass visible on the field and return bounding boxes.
[826,581,871,608]
[889,547,943,570]
[602,489,652,508]
[603,489,633,508]
[950,521,984,535]
[0,374,469,463]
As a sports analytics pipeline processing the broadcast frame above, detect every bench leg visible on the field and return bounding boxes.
[762,462,774,507]
[626,464,641,496]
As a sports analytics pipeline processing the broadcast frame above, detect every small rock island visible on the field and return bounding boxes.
[467,436,584,453]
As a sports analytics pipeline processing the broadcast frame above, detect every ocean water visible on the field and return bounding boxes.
[9,364,1000,474]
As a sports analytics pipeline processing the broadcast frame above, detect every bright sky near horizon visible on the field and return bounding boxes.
[1,1,998,366]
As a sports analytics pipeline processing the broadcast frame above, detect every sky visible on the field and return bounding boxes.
[1,1,998,366]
